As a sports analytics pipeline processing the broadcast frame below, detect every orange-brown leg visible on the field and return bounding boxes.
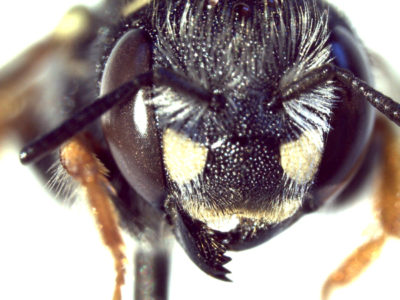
[321,121,400,300]
[321,235,386,300]
[60,135,127,300]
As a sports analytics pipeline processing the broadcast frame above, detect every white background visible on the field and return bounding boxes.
[1,1,400,300]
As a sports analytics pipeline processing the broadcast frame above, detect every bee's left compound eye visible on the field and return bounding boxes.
[101,29,166,206]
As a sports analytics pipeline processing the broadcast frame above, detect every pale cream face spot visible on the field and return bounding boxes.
[254,198,302,224]
[184,197,302,229]
[280,130,323,184]
[163,128,208,185]
[206,214,240,232]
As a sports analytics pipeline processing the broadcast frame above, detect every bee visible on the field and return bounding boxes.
[1,1,400,300]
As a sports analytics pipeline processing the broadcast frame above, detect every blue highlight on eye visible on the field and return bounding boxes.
[331,42,349,69]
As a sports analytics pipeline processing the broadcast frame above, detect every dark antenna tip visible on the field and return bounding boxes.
[19,146,38,165]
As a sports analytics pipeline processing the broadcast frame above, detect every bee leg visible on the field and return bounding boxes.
[0,5,85,141]
[60,134,126,300]
[374,121,400,238]
[134,242,171,300]
[321,235,386,300]
[0,38,58,144]
[0,6,99,147]
[321,120,400,300]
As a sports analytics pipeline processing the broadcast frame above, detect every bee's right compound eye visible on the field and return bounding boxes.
[329,24,372,83]
[101,29,166,206]
[310,17,375,206]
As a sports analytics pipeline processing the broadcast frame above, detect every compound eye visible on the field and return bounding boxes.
[311,23,375,204]
[101,29,166,206]
[330,25,372,83]
[100,29,151,95]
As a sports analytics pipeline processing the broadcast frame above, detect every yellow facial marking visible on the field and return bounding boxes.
[280,130,323,184]
[163,128,208,185]
[252,198,302,224]
[184,197,302,230]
